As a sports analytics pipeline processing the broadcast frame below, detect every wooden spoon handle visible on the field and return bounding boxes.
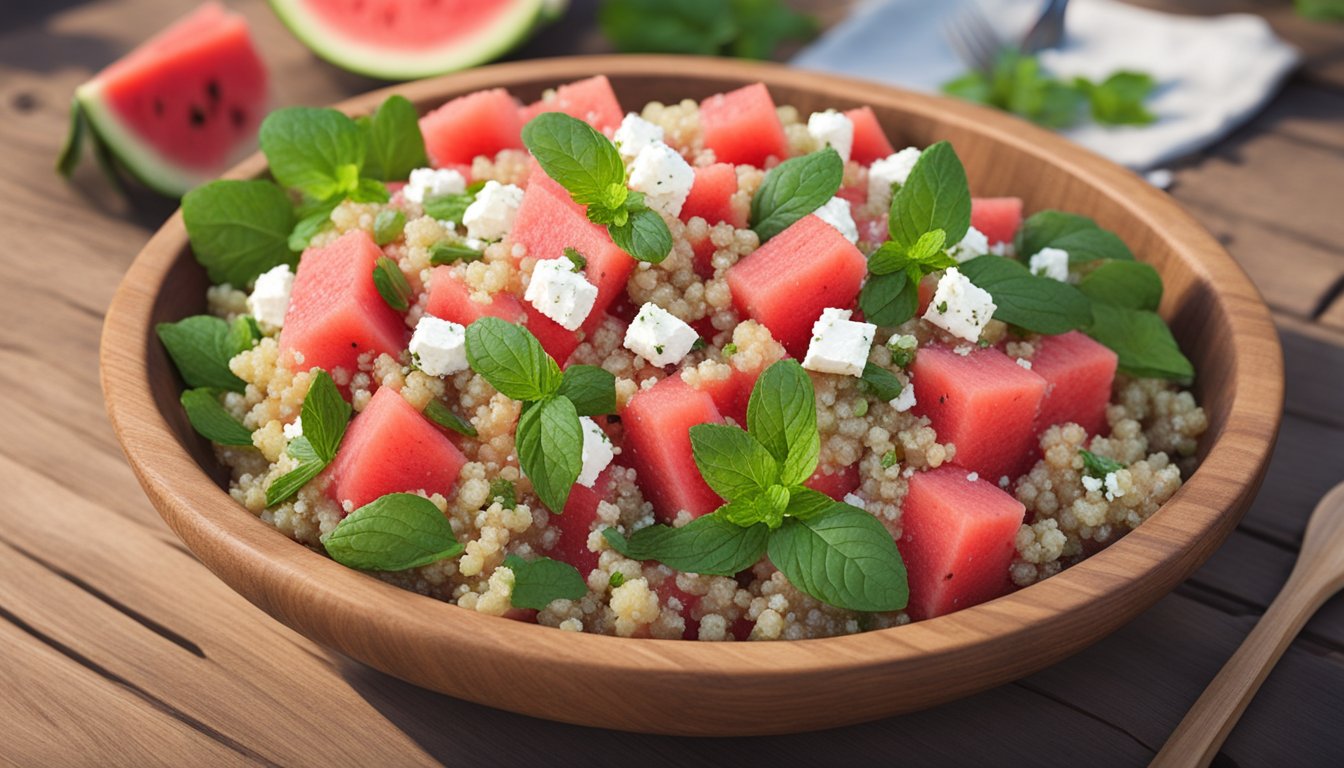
[1150,571,1327,768]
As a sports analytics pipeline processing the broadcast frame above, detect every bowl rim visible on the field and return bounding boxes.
[100,55,1284,734]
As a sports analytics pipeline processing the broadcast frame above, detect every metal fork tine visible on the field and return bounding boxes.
[943,2,1005,74]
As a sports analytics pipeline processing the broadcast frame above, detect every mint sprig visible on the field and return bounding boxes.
[157,315,248,392]
[515,396,584,517]
[858,362,904,402]
[266,370,351,505]
[372,256,413,312]
[181,181,297,287]
[180,388,253,446]
[1015,210,1134,264]
[322,493,463,571]
[749,147,844,242]
[357,95,430,183]
[768,505,908,613]
[958,255,1092,335]
[503,554,588,609]
[598,0,816,60]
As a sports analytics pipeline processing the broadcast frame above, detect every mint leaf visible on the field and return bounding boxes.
[322,493,463,571]
[157,315,247,392]
[516,395,583,513]
[959,254,1092,335]
[767,503,908,612]
[689,423,779,499]
[259,107,365,201]
[464,317,563,402]
[867,233,956,276]
[265,457,325,507]
[488,478,517,509]
[229,315,261,354]
[745,360,819,486]
[721,493,780,528]
[888,141,971,252]
[1080,448,1126,479]
[1079,260,1162,311]
[503,554,588,609]
[859,363,904,402]
[906,228,949,263]
[556,365,616,417]
[180,388,253,446]
[424,399,477,437]
[563,247,587,272]
[599,0,814,60]
[373,209,406,246]
[299,370,351,463]
[730,0,819,58]
[1079,72,1157,126]
[521,112,626,208]
[608,206,673,264]
[288,197,339,252]
[941,50,1087,129]
[749,147,844,242]
[428,241,483,265]
[372,256,412,312]
[358,95,429,182]
[784,486,836,520]
[182,180,297,286]
[1087,303,1194,381]
[1015,211,1134,264]
[858,271,919,327]
[349,177,390,204]
[603,514,769,576]
[423,192,476,223]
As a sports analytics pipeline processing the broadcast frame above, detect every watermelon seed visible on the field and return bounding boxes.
[152,98,164,117]
[189,105,206,127]
[205,79,221,105]
[230,108,246,130]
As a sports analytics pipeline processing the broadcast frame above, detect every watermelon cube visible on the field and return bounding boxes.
[419,88,524,168]
[519,75,624,135]
[620,376,724,523]
[279,230,407,376]
[804,463,861,500]
[726,214,867,357]
[1030,331,1119,436]
[970,197,1024,246]
[911,345,1047,482]
[687,358,769,426]
[680,163,745,227]
[898,466,1026,620]
[844,106,895,165]
[699,83,789,167]
[548,465,618,578]
[521,304,582,366]
[324,386,467,510]
[425,266,525,326]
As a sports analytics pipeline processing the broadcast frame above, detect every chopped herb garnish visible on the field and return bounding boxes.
[563,246,587,272]
[428,240,483,265]
[372,256,413,312]
[266,371,350,505]
[373,208,406,246]
[488,478,517,510]
[608,571,626,588]
[504,554,588,610]
[157,315,248,393]
[1079,449,1126,479]
[858,362,904,402]
[722,342,738,358]
[180,388,253,446]
[424,399,477,437]
[880,450,899,469]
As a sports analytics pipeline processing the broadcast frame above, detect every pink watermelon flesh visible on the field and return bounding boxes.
[652,577,752,641]
[804,463,861,500]
[324,386,467,510]
[279,230,407,376]
[420,88,523,168]
[686,357,770,427]
[520,304,583,367]
[844,106,895,165]
[699,83,789,167]
[898,466,1026,620]
[1030,331,1119,437]
[726,214,867,358]
[425,266,526,326]
[911,345,1047,482]
[680,163,745,227]
[519,75,624,135]
[294,0,516,50]
[548,465,618,578]
[621,376,724,523]
[970,197,1024,245]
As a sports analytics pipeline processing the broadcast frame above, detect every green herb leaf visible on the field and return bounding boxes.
[959,254,1093,334]
[745,360,820,486]
[288,197,339,252]
[1079,448,1126,479]
[689,423,780,499]
[322,493,462,571]
[358,95,430,182]
[608,571,626,588]
[785,486,838,520]
[767,504,908,612]
[182,180,298,286]
[229,315,262,353]
[1086,303,1194,381]
[180,388,253,446]
[488,478,517,509]
[1079,260,1163,311]
[515,395,583,513]
[730,0,820,58]
[603,514,770,576]
[424,399,477,437]
[1079,72,1157,126]
[503,554,588,609]
[720,493,779,528]
[858,271,920,327]
[464,317,563,402]
[265,457,325,507]
[1015,210,1134,264]
[521,112,626,208]
[373,209,406,246]
[57,100,87,177]
[563,247,587,272]
[259,107,365,201]
[749,147,844,242]
[156,315,248,392]
[858,362,904,402]
[556,365,616,417]
[423,192,476,224]
[349,177,390,204]
[888,141,971,252]
[608,206,673,264]
[298,370,350,463]
[372,256,413,312]
[941,50,1089,129]
[598,0,815,60]
[428,241,483,265]
[867,232,957,277]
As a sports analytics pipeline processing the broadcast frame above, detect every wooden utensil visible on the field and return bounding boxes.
[1153,481,1344,767]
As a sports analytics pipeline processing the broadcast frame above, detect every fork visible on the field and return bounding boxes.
[945,0,1072,73]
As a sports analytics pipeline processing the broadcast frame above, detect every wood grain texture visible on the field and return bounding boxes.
[99,56,1284,736]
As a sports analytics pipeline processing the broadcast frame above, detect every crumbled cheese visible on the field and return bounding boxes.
[282,417,303,440]
[1016,358,1034,370]
[1082,475,1104,493]
[247,264,293,330]
[623,302,699,366]
[814,196,859,244]
[1028,247,1070,282]
[806,109,854,163]
[802,308,875,377]
[966,472,979,482]
[923,267,997,343]
[524,258,599,332]
[842,492,866,510]
[867,147,922,209]
[947,226,990,263]
[1104,471,1126,500]
[462,180,524,241]
[628,141,694,217]
[999,475,1010,488]
[613,113,665,160]
[890,384,916,412]
[408,315,468,376]
[404,167,466,204]
[577,417,614,487]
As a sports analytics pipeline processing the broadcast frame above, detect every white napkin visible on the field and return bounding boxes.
[791,0,1299,169]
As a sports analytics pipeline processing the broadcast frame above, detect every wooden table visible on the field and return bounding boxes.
[2,1,1341,764]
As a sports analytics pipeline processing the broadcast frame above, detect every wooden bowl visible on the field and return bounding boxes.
[100,56,1283,736]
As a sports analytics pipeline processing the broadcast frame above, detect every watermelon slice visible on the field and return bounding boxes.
[620,376,724,523]
[425,266,526,326]
[1029,331,1119,437]
[60,3,268,197]
[519,75,625,135]
[420,88,524,168]
[699,83,789,167]
[268,0,554,81]
[680,163,745,227]
[970,197,1024,246]
[844,106,895,165]
[548,466,619,578]
[898,466,1025,620]
[804,464,861,500]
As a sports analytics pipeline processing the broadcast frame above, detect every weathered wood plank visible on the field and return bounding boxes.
[1235,413,1344,547]
[1276,314,1344,428]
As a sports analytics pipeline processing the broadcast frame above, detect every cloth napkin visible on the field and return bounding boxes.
[791,0,1300,169]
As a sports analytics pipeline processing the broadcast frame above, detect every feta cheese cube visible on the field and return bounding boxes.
[613,113,665,160]
[1104,471,1126,500]
[404,167,466,204]
[842,492,867,510]
[247,264,293,330]
[524,258,598,332]
[408,315,468,376]
[462,180,524,241]
[867,147,922,210]
[947,226,989,263]
[577,416,615,488]
[623,302,700,367]
[628,141,694,217]
[807,110,854,163]
[802,308,875,377]
[283,417,303,440]
[1028,247,1071,282]
[1016,357,1034,370]
[922,267,997,343]
[1082,475,1104,493]
[890,382,917,412]
[814,196,859,244]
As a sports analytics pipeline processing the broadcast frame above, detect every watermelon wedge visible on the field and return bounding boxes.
[268,0,554,81]
[60,3,268,197]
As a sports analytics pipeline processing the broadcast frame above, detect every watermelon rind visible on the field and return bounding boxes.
[268,0,550,81]
[74,80,213,197]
